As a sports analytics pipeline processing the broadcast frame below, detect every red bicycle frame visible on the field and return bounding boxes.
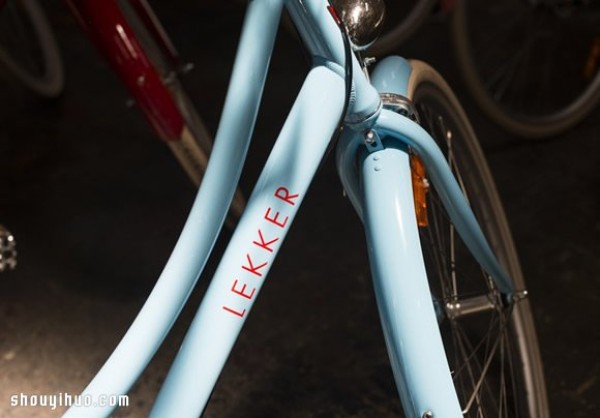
[61,0,252,219]
[64,0,245,217]
[65,0,185,142]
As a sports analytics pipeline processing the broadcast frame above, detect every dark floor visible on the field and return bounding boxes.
[0,1,599,417]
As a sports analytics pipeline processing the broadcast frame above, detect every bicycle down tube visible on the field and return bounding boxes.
[62,0,284,416]
[149,64,345,416]
[63,1,516,417]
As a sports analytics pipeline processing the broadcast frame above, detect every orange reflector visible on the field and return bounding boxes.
[410,153,429,227]
[584,37,600,80]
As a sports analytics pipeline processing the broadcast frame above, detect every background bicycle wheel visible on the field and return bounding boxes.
[0,1,598,417]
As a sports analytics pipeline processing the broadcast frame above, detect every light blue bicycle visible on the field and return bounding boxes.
[63,0,549,417]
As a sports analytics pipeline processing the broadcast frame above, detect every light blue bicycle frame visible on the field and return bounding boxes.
[63,1,515,417]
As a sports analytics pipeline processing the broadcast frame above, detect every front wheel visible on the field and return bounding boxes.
[407,60,549,416]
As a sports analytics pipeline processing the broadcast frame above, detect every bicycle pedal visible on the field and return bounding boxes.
[0,224,17,272]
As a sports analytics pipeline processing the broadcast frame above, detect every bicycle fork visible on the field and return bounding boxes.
[336,56,517,418]
[337,121,464,417]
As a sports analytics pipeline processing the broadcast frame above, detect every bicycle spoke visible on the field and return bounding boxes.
[455,0,600,136]
[410,71,547,416]
[425,171,521,417]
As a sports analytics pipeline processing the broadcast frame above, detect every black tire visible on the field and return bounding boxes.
[0,0,64,98]
[408,60,549,416]
[452,0,600,138]
[368,0,437,56]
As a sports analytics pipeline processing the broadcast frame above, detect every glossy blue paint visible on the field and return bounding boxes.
[63,2,513,417]
[371,57,512,294]
[361,146,463,417]
[370,55,413,96]
[375,109,514,295]
[286,0,381,121]
[149,65,345,417]
[336,56,515,416]
[62,1,285,417]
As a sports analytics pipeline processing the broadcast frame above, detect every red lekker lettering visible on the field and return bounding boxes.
[222,306,246,318]
[264,207,288,228]
[224,186,300,318]
[274,186,299,206]
[253,229,279,253]
[241,253,267,277]
[231,279,256,300]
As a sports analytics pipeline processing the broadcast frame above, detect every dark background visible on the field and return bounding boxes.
[0,1,598,417]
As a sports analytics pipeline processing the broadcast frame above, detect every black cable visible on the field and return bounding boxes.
[326,1,354,144]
